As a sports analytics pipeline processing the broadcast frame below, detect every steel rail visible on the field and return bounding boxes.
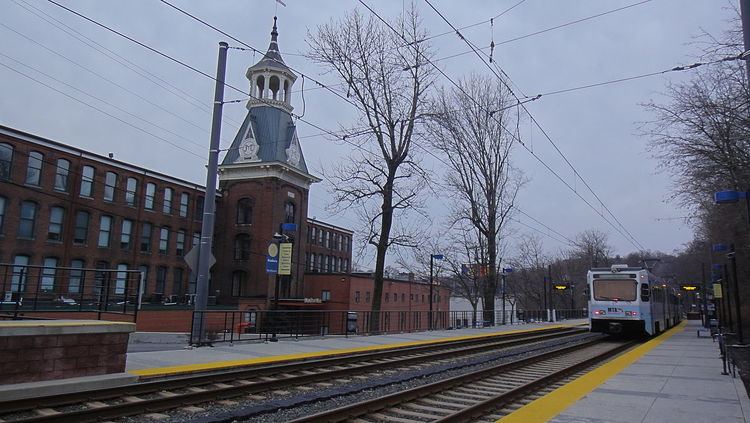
[0,327,586,422]
[290,338,633,422]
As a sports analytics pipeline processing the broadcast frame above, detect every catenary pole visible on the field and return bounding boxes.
[191,41,228,345]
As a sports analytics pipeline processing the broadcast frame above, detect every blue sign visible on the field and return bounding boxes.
[715,190,747,204]
[266,242,279,274]
[503,267,514,273]
[281,223,298,232]
[712,244,729,252]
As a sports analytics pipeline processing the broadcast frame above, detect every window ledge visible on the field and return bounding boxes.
[16,236,35,241]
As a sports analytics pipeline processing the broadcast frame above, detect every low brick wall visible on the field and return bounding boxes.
[0,320,135,385]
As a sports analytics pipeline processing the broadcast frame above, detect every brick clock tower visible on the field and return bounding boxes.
[216,17,319,309]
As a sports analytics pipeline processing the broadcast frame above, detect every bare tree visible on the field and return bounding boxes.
[509,234,549,311]
[308,7,434,331]
[569,229,613,268]
[426,73,522,325]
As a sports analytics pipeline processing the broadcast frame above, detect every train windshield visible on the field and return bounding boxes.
[593,279,638,301]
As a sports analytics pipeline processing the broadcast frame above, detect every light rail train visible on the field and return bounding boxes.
[588,264,681,336]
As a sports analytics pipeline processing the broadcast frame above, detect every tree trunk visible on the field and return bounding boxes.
[370,178,395,333]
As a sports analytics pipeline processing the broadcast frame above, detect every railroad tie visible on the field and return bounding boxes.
[34,408,61,417]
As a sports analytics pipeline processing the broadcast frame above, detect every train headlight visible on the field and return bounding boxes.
[594,309,606,315]
[625,311,637,316]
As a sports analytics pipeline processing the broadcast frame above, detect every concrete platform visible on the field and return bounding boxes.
[502,320,750,423]
[126,319,588,378]
[0,372,137,402]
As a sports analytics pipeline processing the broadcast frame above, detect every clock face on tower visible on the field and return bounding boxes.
[238,125,259,162]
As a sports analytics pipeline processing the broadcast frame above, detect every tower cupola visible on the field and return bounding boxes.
[246,17,297,112]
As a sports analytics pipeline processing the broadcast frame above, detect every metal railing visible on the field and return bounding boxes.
[189,308,589,345]
[0,263,142,321]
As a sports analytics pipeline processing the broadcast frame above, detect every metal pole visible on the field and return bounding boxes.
[191,41,228,346]
[701,262,709,328]
[429,255,434,330]
[269,272,281,342]
[730,245,744,344]
[501,272,506,325]
[724,263,733,331]
[547,264,553,321]
[542,276,547,317]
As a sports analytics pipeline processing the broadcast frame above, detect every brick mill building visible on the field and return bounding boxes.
[0,18,448,329]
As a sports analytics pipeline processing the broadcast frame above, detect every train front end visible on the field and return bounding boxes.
[588,265,649,335]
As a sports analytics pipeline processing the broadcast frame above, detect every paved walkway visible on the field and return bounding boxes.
[505,320,750,423]
[126,319,587,376]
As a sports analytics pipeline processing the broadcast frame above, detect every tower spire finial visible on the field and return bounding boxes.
[271,16,278,42]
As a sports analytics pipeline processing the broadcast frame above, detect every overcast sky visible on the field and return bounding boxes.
[0,0,738,267]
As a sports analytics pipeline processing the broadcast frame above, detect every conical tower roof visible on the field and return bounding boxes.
[249,16,294,75]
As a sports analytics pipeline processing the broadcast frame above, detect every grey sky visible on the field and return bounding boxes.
[0,0,737,266]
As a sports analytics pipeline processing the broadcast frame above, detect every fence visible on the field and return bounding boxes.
[190,308,590,344]
[0,263,142,321]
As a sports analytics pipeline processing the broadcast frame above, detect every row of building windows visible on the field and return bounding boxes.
[352,291,440,304]
[306,253,349,273]
[3,254,188,297]
[0,198,199,255]
[307,226,350,252]
[0,143,204,218]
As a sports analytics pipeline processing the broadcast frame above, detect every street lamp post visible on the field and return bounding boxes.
[269,231,291,343]
[729,245,744,344]
[501,267,513,325]
[429,254,443,330]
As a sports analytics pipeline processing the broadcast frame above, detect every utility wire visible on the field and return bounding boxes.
[0,61,206,160]
[423,0,647,251]
[157,0,368,117]
[359,0,642,251]
[0,51,210,154]
[39,0,588,250]
[11,0,244,130]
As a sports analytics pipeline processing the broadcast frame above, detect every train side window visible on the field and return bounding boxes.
[640,283,650,302]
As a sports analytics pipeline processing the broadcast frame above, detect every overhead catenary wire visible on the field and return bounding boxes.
[35,0,606,250]
[357,0,643,251]
[422,3,749,249]
[42,0,392,166]
[422,0,647,251]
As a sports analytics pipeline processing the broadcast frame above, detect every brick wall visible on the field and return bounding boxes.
[0,331,129,384]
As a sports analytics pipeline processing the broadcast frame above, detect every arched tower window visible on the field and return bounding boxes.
[236,198,253,225]
[256,75,265,98]
[283,79,290,103]
[269,76,280,100]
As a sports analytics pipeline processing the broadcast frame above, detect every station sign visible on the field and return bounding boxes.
[278,242,293,275]
[713,283,723,299]
[266,242,279,274]
[553,284,569,290]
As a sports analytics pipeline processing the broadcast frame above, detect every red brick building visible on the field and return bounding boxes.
[0,18,448,328]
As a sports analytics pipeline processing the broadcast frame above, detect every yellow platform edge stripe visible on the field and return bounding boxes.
[130,322,585,378]
[499,320,688,423]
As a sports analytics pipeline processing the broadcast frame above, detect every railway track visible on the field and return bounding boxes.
[0,326,587,423]
[290,337,634,423]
